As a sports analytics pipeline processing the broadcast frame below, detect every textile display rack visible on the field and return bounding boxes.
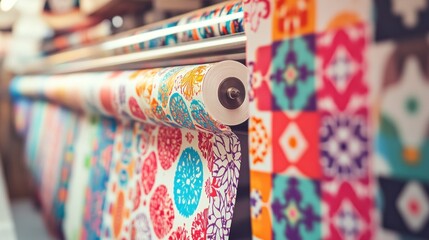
[11,0,251,239]
[10,0,429,239]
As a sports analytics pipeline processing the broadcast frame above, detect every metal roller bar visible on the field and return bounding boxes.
[39,0,242,67]
[37,33,246,74]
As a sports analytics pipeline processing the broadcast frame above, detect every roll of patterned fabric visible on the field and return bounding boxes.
[112,0,244,54]
[11,60,249,128]
[12,60,249,239]
[41,20,112,55]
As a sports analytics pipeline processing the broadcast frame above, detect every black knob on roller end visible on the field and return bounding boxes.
[218,77,245,110]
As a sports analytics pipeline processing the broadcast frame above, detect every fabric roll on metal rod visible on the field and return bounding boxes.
[10,60,249,128]
[40,33,246,74]
[11,60,250,239]
[39,0,244,68]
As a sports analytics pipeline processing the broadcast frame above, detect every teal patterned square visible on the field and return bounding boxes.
[271,35,316,111]
[271,175,321,239]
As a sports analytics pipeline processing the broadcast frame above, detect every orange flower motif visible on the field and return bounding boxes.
[133,69,161,105]
[180,65,209,101]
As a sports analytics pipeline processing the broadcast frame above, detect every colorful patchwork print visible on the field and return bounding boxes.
[245,0,374,239]
[273,0,315,39]
[317,23,368,115]
[378,177,429,238]
[271,175,321,239]
[100,123,241,240]
[272,112,321,178]
[320,113,369,181]
[322,180,373,240]
[271,35,316,111]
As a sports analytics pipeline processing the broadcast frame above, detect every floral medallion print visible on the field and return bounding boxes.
[179,65,208,101]
[192,208,208,240]
[149,185,175,239]
[190,100,222,133]
[157,126,182,170]
[174,147,203,217]
[141,152,157,195]
[15,61,244,240]
[168,225,190,240]
[169,93,195,129]
[320,114,368,180]
[128,97,147,121]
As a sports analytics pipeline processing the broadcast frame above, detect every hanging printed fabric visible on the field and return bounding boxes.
[81,117,117,240]
[63,116,99,240]
[371,1,429,238]
[244,0,374,239]
[11,60,248,239]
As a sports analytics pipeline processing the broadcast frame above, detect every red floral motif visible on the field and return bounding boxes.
[168,226,190,240]
[198,132,214,171]
[191,208,208,240]
[141,152,157,195]
[205,178,219,198]
[149,185,175,239]
[128,97,147,120]
[157,126,182,170]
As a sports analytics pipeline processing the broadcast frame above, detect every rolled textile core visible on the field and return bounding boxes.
[10,60,249,130]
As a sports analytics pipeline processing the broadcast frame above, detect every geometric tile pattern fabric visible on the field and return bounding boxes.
[245,0,429,239]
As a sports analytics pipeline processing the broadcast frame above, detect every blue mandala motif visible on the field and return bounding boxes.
[190,100,219,132]
[169,93,195,129]
[173,147,203,217]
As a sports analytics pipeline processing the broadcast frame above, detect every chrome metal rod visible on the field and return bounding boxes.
[41,33,246,74]
[40,0,242,66]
